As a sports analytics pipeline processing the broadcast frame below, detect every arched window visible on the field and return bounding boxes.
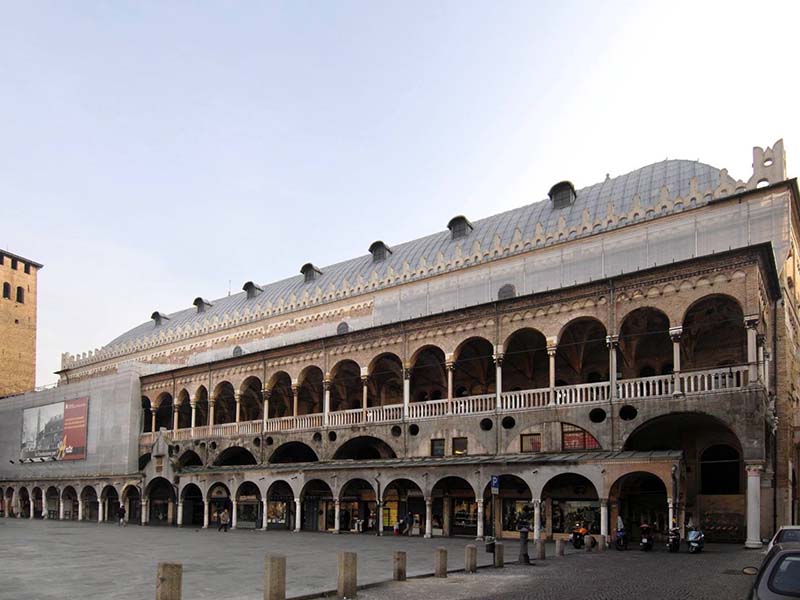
[15,287,24,303]
[497,284,516,301]
[2,283,9,299]
[700,444,741,494]
[561,423,600,450]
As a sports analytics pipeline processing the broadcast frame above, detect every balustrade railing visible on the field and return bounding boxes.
[678,365,748,393]
[555,381,610,405]
[451,393,495,415]
[328,408,363,427]
[408,399,448,420]
[499,387,550,410]
[617,374,674,400]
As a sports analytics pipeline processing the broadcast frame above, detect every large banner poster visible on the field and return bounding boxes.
[20,397,89,461]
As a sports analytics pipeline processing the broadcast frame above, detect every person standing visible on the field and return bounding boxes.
[219,508,230,532]
[118,504,126,527]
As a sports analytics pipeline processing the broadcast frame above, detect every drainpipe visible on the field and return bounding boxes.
[772,298,779,535]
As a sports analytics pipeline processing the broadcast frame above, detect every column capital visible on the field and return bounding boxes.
[262,387,272,397]
[476,498,484,507]
[445,361,455,371]
[546,345,557,356]
[403,367,411,380]
[190,400,197,408]
[532,498,542,508]
[291,383,300,393]
[599,498,608,507]
[234,391,241,401]
[492,354,504,366]
[323,379,331,391]
[361,375,369,385]
[745,463,764,475]
[669,326,683,342]
[424,496,432,505]
[605,335,619,349]
[757,333,766,347]
[744,315,760,329]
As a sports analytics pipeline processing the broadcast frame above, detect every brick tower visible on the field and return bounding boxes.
[0,251,42,397]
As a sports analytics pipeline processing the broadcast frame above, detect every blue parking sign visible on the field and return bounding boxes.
[491,475,499,494]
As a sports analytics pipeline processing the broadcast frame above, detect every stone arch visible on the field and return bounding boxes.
[266,479,296,531]
[267,371,294,418]
[381,477,426,535]
[332,436,397,460]
[239,376,263,422]
[79,485,99,521]
[30,486,43,519]
[235,481,262,529]
[452,336,495,397]
[409,345,446,403]
[178,449,203,468]
[502,327,548,391]
[329,359,362,412]
[297,365,324,416]
[431,476,477,537]
[120,484,141,524]
[681,294,746,370]
[555,317,608,384]
[212,381,236,425]
[145,477,176,526]
[100,484,120,522]
[194,385,209,427]
[214,445,257,467]
[269,441,319,464]
[206,481,232,528]
[367,352,403,407]
[300,479,335,532]
[141,396,152,433]
[608,471,670,537]
[176,388,192,429]
[481,474,533,536]
[336,478,377,532]
[539,472,601,535]
[617,307,673,378]
[180,482,204,527]
[154,392,174,430]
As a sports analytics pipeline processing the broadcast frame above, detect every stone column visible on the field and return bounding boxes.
[97,499,104,523]
[600,499,608,538]
[533,499,542,541]
[606,336,618,400]
[425,498,433,538]
[323,380,331,427]
[442,497,451,537]
[203,500,209,529]
[78,498,84,522]
[494,348,504,408]
[177,501,183,527]
[745,464,763,548]
[231,500,238,529]
[670,326,683,395]
[476,499,484,540]
[29,497,35,520]
[292,384,299,417]
[262,498,268,531]
[150,408,157,434]
[667,497,674,527]
[757,336,766,384]
[263,388,271,428]
[361,376,369,421]
[59,496,64,521]
[377,502,384,536]
[294,498,302,532]
[547,346,557,405]
[208,399,216,426]
[190,401,197,429]
[746,317,759,384]
[234,391,242,423]
[172,404,179,431]
[446,361,454,414]
[334,499,341,533]
[403,368,410,419]
[140,500,147,525]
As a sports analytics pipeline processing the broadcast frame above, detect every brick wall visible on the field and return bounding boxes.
[0,254,39,397]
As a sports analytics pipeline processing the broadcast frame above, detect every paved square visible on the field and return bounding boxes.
[0,519,494,599]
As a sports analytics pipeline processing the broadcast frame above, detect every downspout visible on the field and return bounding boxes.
[772,297,779,535]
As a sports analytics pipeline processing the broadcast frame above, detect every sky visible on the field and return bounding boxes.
[1,1,798,386]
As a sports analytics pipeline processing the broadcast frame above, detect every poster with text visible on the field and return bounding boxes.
[20,397,89,460]
[62,398,89,460]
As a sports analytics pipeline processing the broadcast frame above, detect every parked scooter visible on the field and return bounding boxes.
[687,528,705,554]
[639,523,654,551]
[615,527,628,551]
[667,525,681,553]
[569,522,588,549]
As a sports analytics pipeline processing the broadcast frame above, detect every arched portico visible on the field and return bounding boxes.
[482,474,533,540]
[179,483,204,527]
[539,472,600,539]
[430,476,477,538]
[300,479,334,532]
[266,480,295,531]
[100,485,120,523]
[382,478,426,536]
[145,477,175,526]
[234,481,262,529]
[206,482,232,529]
[608,471,669,541]
[336,478,376,533]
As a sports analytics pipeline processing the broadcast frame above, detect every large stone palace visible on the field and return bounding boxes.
[1,140,797,548]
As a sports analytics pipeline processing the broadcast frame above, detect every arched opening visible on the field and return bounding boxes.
[383,479,425,535]
[618,308,673,378]
[266,480,294,530]
[556,318,608,385]
[367,353,403,407]
[267,372,293,418]
[561,423,601,451]
[145,477,175,526]
[540,473,599,538]
[410,346,446,403]
[139,453,152,471]
[453,337,495,396]
[236,482,262,529]
[609,472,669,540]
[178,450,203,468]
[141,396,152,433]
[502,328,548,391]
[298,366,324,415]
[61,486,78,521]
[301,480,334,532]
[431,477,476,537]
[624,412,744,541]
[154,393,174,431]
[682,295,746,370]
[207,483,232,529]
[180,483,204,527]
[101,485,120,523]
[212,381,236,425]
[482,475,532,539]
[176,389,192,429]
[333,436,397,460]
[214,446,257,467]
[80,486,98,521]
[269,442,318,464]
[194,386,209,427]
[45,486,60,520]
[121,486,141,525]
[330,360,362,412]
[338,479,376,533]
[31,487,43,519]
[240,377,263,422]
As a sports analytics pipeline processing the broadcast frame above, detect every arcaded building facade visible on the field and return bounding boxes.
[0,141,797,548]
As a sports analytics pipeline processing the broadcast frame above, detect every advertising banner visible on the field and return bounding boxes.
[20,397,89,461]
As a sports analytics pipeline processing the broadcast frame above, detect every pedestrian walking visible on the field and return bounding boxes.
[219,508,230,532]
[118,504,126,526]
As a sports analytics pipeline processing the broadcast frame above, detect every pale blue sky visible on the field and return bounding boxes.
[1,1,798,385]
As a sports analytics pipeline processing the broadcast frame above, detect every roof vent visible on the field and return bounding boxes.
[151,312,170,327]
[548,181,576,209]
[447,215,473,240]
[301,263,322,283]
[368,241,392,263]
[193,297,212,313]
[243,281,263,299]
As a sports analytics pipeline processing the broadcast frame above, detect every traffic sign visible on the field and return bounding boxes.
[490,475,499,495]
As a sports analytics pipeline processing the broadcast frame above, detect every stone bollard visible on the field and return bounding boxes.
[338,552,357,599]
[393,551,407,581]
[585,536,593,552]
[534,540,546,560]
[264,554,286,600]
[465,545,477,573]
[518,529,530,564]
[156,562,182,600]
[435,547,447,578]
[494,542,504,568]
[555,539,565,557]
[597,535,606,552]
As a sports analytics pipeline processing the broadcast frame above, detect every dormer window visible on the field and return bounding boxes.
[151,311,170,327]
[193,297,212,313]
[301,263,322,283]
[548,181,576,209]
[242,281,263,299]
[368,241,392,263]
[447,215,473,240]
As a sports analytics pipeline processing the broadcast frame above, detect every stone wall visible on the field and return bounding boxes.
[0,254,39,396]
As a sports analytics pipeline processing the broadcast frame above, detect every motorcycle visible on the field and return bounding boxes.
[667,526,681,553]
[569,523,588,549]
[687,529,705,554]
[615,527,628,551]
[639,523,654,551]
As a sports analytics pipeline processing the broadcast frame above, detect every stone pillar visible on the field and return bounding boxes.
[208,399,216,426]
[232,500,238,529]
[757,336,766,383]
[393,551,407,581]
[377,502,384,536]
[97,499,104,523]
[262,498,269,530]
[172,404,179,431]
[177,501,183,527]
[294,498,301,532]
[203,500,209,529]
[494,348,504,408]
[533,499,542,541]
[78,498,84,522]
[264,554,286,600]
[156,562,182,600]
[670,326,683,395]
[291,385,299,417]
[151,409,157,434]
[337,551,357,599]
[190,401,197,429]
[263,388,271,428]
[476,499,484,540]
[547,346,557,405]
[600,499,608,538]
[403,368,410,419]
[746,317,759,383]
[361,376,369,421]
[442,497,451,537]
[606,336,618,401]
[494,542,504,567]
[235,392,242,423]
[555,538,565,557]
[446,361,454,414]
[667,498,674,527]
[745,464,763,548]
[59,496,64,520]
[465,545,477,573]
[434,548,447,578]
[425,497,433,538]
[334,499,341,533]
[29,497,34,520]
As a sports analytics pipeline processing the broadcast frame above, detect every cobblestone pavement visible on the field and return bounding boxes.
[357,542,758,600]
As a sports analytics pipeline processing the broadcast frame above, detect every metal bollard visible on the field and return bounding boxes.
[264,554,286,600]
[494,542,504,568]
[555,539,565,557]
[435,547,447,578]
[534,540,545,560]
[393,551,407,581]
[518,529,530,564]
[337,552,357,599]
[156,562,182,600]
[465,545,477,573]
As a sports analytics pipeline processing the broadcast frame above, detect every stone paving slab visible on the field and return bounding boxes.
[0,519,494,600]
